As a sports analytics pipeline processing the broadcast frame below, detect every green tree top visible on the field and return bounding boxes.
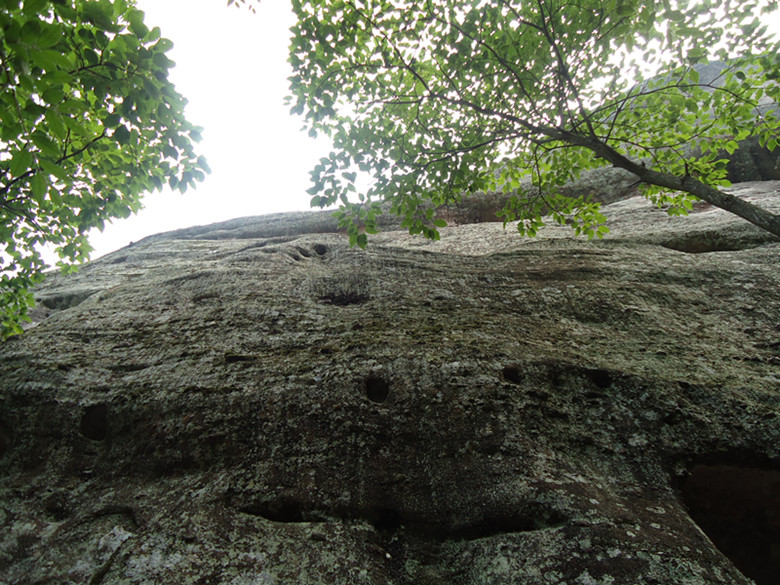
[1,0,209,337]
[287,0,780,247]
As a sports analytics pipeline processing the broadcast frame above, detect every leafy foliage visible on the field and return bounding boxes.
[288,0,780,246]
[1,0,208,337]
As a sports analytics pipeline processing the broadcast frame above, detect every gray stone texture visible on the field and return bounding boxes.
[1,181,779,585]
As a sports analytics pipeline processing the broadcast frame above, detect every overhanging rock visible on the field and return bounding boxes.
[1,182,779,584]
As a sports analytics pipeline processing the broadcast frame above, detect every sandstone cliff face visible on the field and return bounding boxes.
[1,183,779,585]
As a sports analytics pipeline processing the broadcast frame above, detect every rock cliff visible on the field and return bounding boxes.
[1,182,779,585]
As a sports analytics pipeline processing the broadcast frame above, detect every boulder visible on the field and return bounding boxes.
[1,182,779,585]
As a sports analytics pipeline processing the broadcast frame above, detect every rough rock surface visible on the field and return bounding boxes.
[1,182,779,585]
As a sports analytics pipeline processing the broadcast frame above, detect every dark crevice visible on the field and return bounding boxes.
[234,496,568,540]
[502,365,523,385]
[446,506,568,540]
[43,492,70,521]
[319,290,371,306]
[372,507,402,533]
[661,236,766,254]
[584,368,613,389]
[37,289,99,310]
[237,498,326,524]
[107,362,150,373]
[224,352,256,364]
[92,504,140,528]
[0,419,11,458]
[369,504,568,540]
[80,404,108,441]
[365,376,390,403]
[679,463,780,585]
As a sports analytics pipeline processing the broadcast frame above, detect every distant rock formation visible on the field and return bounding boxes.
[1,182,779,584]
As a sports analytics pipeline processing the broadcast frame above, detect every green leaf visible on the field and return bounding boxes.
[40,158,70,181]
[31,131,60,157]
[30,49,73,72]
[23,0,47,13]
[103,113,122,128]
[127,8,149,38]
[31,172,47,202]
[46,110,67,139]
[10,150,33,177]
[197,155,211,173]
[113,125,131,144]
[36,23,63,48]
[20,19,41,43]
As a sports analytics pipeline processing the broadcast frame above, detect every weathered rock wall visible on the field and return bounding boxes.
[1,182,779,585]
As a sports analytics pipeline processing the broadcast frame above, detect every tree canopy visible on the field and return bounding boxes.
[0,0,208,337]
[288,0,780,247]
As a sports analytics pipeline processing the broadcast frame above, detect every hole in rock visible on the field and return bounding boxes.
[372,507,402,532]
[44,492,70,521]
[365,376,390,403]
[80,404,108,441]
[680,464,780,585]
[397,503,569,540]
[451,504,568,540]
[224,352,254,364]
[502,365,523,385]
[320,290,370,306]
[241,498,310,523]
[661,235,760,254]
[312,274,370,306]
[584,368,613,389]
[38,289,97,310]
[313,244,328,256]
[0,419,11,458]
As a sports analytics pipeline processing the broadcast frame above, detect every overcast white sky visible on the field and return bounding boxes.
[86,1,780,259]
[88,0,333,258]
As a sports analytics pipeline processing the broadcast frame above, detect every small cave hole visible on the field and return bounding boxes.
[313,244,328,256]
[680,464,780,585]
[80,404,108,441]
[585,368,613,389]
[365,376,390,403]
[372,507,402,532]
[502,365,523,385]
[241,498,309,523]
